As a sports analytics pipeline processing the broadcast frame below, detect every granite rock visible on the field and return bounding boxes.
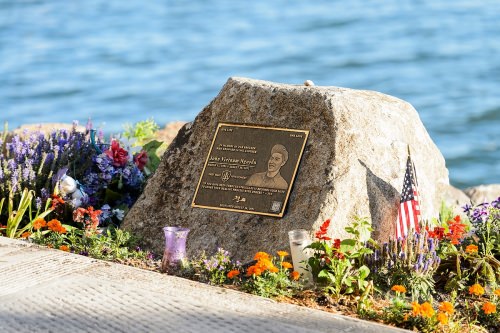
[464,184,500,205]
[122,77,450,260]
[440,184,471,216]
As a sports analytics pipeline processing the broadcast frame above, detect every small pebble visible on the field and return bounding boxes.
[304,80,315,86]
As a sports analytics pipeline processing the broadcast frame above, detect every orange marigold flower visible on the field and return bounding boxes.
[277,250,289,257]
[465,244,478,253]
[50,195,65,210]
[21,231,31,239]
[291,271,300,281]
[256,258,275,271]
[281,262,293,269]
[227,270,240,279]
[59,245,70,252]
[420,302,435,318]
[32,218,47,230]
[246,265,262,277]
[391,285,406,293]
[269,266,279,273]
[58,226,67,234]
[411,302,421,316]
[437,312,449,325]
[438,301,454,315]
[482,302,496,315]
[47,219,62,232]
[254,251,270,261]
[494,289,500,296]
[469,284,485,296]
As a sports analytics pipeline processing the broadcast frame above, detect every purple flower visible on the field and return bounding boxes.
[463,203,472,213]
[428,238,435,252]
[35,197,42,210]
[86,117,93,132]
[492,197,500,208]
[417,253,424,267]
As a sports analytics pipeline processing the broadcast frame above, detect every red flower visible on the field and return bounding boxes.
[104,140,129,167]
[315,219,332,241]
[73,206,102,231]
[51,195,65,210]
[335,253,345,259]
[333,238,341,249]
[446,216,467,245]
[134,151,148,171]
[426,226,445,240]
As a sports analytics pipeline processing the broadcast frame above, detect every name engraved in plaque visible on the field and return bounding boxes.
[192,123,309,217]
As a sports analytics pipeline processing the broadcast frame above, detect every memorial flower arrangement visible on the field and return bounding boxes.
[0,120,162,263]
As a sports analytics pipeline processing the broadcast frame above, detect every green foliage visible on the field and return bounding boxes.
[381,295,411,328]
[436,199,500,291]
[31,226,149,261]
[373,232,439,301]
[195,248,239,285]
[0,188,53,238]
[306,217,373,298]
[142,140,163,175]
[122,118,160,147]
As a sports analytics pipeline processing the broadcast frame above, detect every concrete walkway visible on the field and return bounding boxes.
[0,237,408,333]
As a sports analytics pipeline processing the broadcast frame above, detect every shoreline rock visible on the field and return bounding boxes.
[120,77,487,259]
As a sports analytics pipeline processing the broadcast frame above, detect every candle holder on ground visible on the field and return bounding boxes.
[288,229,313,283]
[161,226,190,273]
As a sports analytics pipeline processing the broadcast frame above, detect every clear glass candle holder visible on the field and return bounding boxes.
[288,229,313,283]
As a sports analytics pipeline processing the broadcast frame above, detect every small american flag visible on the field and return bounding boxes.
[396,152,421,239]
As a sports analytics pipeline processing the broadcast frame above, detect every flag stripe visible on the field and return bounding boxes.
[395,154,422,238]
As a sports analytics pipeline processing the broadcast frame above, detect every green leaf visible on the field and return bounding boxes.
[142,140,164,172]
[104,189,123,204]
[358,265,370,280]
[307,242,327,251]
[318,270,335,284]
[340,239,356,253]
[143,140,163,151]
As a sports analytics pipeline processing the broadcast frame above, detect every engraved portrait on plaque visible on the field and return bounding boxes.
[192,123,309,217]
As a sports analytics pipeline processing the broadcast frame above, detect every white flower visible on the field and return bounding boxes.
[112,209,125,221]
[71,190,83,207]
[117,136,142,161]
[60,175,77,196]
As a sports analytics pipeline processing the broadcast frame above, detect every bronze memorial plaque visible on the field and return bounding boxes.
[192,123,309,217]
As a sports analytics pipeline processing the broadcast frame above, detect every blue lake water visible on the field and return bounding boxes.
[0,0,499,189]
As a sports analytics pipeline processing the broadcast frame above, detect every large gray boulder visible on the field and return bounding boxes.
[122,77,450,260]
